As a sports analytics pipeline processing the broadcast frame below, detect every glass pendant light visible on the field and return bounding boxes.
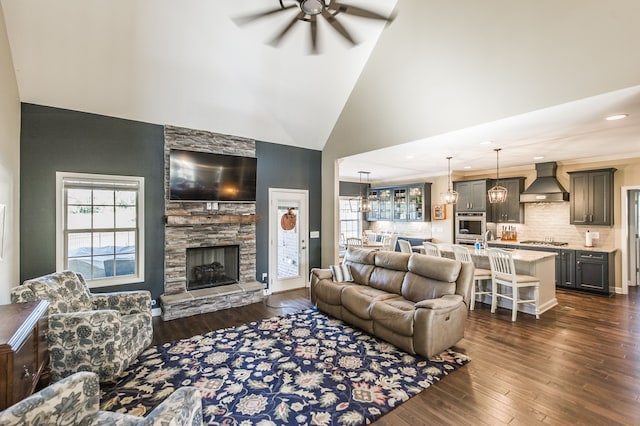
[349,171,372,213]
[488,148,508,203]
[441,157,459,204]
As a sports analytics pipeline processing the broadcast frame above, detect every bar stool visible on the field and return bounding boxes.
[398,239,413,253]
[486,248,540,321]
[452,244,492,310]
[422,241,441,257]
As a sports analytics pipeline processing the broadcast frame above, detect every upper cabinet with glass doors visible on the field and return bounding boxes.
[367,183,431,222]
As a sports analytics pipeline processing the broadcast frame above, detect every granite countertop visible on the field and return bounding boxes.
[488,239,617,254]
[439,244,557,262]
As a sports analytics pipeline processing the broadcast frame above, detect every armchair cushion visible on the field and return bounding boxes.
[21,270,93,313]
[0,372,203,426]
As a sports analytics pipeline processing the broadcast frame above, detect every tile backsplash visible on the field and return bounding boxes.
[496,202,614,248]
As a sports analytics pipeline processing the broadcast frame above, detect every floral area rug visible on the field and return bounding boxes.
[100,308,470,425]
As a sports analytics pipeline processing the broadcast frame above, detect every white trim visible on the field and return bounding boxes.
[620,185,640,295]
[56,171,145,288]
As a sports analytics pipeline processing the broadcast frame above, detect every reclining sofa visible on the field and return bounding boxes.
[310,247,474,358]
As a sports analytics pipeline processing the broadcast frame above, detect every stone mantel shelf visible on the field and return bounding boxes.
[166,213,261,226]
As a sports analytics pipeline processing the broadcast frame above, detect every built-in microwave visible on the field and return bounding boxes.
[455,212,487,245]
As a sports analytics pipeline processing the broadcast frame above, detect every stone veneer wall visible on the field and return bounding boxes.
[164,125,257,296]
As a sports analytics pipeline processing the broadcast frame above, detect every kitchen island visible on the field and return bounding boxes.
[441,246,558,317]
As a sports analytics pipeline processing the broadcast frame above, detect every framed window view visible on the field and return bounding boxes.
[433,204,446,220]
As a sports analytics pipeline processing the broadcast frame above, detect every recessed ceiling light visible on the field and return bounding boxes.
[463,166,472,169]
[406,154,415,159]
[533,156,544,160]
[480,140,493,145]
[605,114,628,121]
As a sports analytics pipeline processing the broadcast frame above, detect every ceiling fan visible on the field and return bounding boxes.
[234,0,396,53]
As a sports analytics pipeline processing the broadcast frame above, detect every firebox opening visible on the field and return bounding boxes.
[186,245,239,291]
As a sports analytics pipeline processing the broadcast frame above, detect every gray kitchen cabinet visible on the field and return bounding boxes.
[568,168,616,226]
[367,183,431,222]
[575,250,613,294]
[454,179,490,212]
[489,177,525,223]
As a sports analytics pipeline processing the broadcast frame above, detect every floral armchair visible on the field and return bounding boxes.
[0,371,203,426]
[11,270,153,382]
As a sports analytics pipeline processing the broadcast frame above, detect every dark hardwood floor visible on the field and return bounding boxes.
[152,287,640,425]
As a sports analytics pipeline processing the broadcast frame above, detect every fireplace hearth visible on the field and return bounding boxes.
[186,245,239,291]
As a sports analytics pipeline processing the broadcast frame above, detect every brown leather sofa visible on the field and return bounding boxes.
[310,246,474,358]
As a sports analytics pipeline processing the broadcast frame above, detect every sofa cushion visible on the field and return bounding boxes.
[370,296,415,336]
[408,254,461,282]
[341,285,396,320]
[368,268,406,294]
[344,247,376,285]
[401,272,456,303]
[313,280,353,305]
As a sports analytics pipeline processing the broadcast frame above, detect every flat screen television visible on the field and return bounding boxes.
[169,149,257,202]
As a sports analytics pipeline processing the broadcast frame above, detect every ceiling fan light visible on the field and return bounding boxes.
[299,0,325,15]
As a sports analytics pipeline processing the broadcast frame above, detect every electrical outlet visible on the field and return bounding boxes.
[261,272,268,282]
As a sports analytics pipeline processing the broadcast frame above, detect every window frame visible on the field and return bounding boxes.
[338,197,362,240]
[56,171,145,288]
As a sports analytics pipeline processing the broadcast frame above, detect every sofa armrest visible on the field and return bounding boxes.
[140,387,203,426]
[415,294,463,310]
[0,372,100,425]
[90,290,152,315]
[48,310,126,382]
[311,268,333,280]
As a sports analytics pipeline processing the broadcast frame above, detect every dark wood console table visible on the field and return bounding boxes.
[0,300,49,410]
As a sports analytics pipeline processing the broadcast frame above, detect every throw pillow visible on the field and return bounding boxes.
[330,264,353,282]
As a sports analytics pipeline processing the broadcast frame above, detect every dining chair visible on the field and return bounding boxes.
[382,235,398,251]
[364,230,377,243]
[346,237,363,247]
[421,241,441,257]
[398,239,413,253]
[452,244,492,310]
[486,248,540,321]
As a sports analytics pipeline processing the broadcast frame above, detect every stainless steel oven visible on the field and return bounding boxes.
[455,212,487,245]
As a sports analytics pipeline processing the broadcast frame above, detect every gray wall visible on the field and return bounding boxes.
[20,103,166,299]
[255,142,322,283]
[20,104,322,300]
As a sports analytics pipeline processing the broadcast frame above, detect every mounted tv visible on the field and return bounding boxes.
[169,149,257,202]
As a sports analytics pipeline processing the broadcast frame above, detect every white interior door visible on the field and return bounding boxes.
[269,189,309,293]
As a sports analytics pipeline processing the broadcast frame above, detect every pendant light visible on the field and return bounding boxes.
[488,148,508,203]
[349,171,372,213]
[441,157,459,204]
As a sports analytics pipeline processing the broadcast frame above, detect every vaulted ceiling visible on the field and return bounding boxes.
[3,0,640,181]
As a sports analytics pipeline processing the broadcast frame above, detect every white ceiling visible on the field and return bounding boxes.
[2,0,397,151]
[340,85,640,182]
[3,0,640,182]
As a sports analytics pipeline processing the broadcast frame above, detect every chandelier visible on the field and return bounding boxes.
[441,157,458,204]
[488,148,508,203]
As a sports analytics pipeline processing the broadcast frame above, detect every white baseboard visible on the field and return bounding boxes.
[152,307,162,317]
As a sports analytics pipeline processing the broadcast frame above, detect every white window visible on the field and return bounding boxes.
[56,172,145,288]
[339,197,362,240]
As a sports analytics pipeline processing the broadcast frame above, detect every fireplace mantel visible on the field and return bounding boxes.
[165,213,261,226]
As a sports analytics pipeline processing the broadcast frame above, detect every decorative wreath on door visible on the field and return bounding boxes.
[280,208,297,231]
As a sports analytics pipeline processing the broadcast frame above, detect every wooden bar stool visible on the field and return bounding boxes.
[452,244,492,310]
[486,248,540,321]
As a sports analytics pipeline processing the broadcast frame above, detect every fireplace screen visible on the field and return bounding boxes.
[186,245,239,290]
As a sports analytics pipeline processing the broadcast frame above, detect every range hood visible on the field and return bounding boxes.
[520,162,570,202]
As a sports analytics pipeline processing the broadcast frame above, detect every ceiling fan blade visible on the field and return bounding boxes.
[310,15,319,54]
[329,1,394,22]
[233,4,297,26]
[268,11,305,47]
[322,10,356,45]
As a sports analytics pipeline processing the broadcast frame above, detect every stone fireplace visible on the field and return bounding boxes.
[159,126,265,321]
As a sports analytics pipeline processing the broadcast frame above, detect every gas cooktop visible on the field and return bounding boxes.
[519,240,569,247]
